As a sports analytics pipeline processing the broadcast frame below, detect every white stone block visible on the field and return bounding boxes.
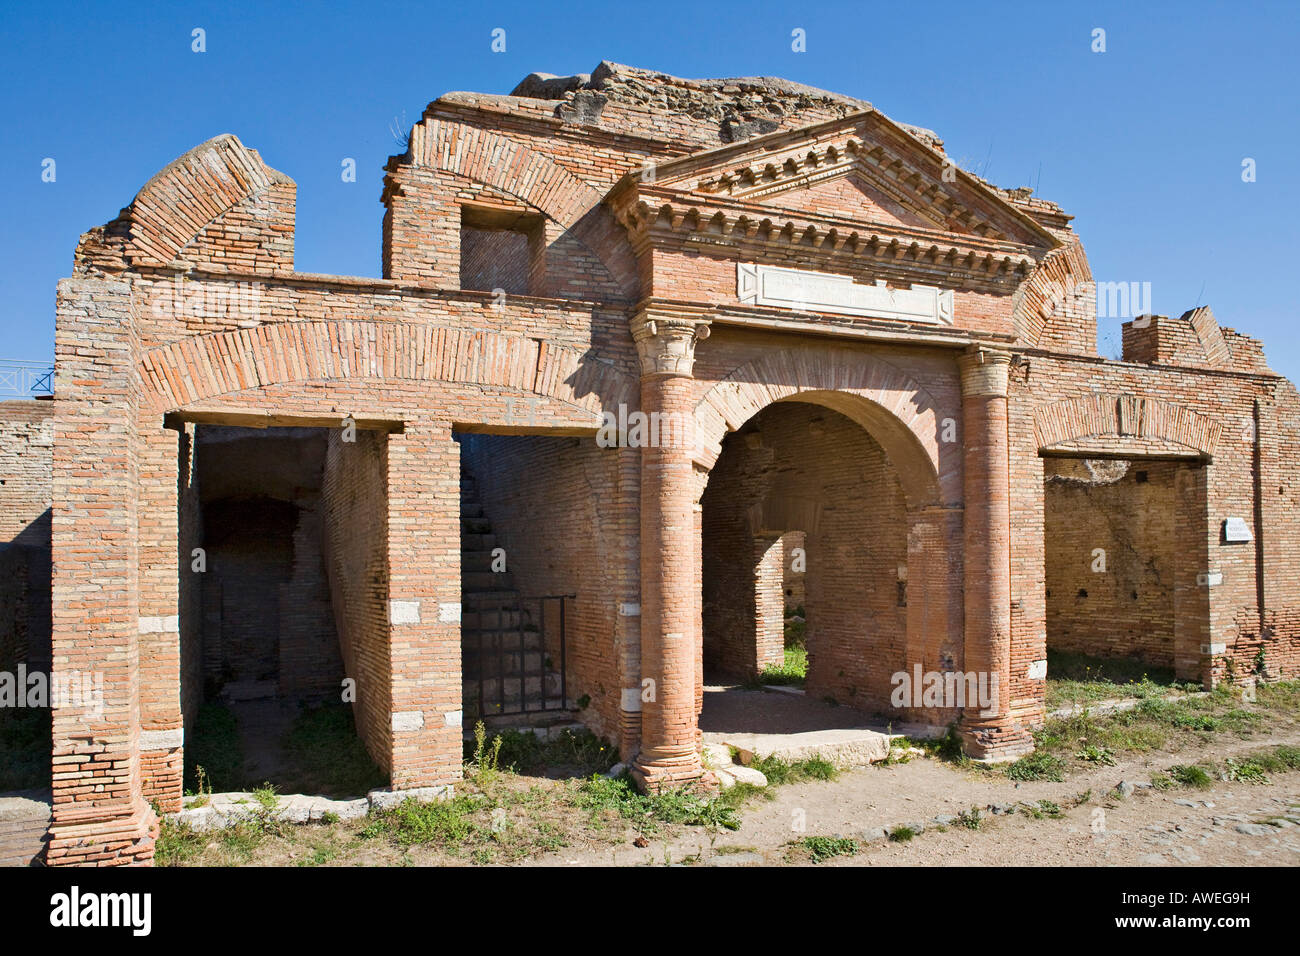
[444,710,463,727]
[618,602,641,617]
[621,687,643,712]
[390,600,421,625]
[391,710,425,732]
[1223,517,1253,542]
[140,728,183,751]
[139,615,179,634]
[1026,659,1048,680]
[438,602,462,624]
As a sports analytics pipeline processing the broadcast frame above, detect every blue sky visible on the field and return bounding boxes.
[3,0,1298,380]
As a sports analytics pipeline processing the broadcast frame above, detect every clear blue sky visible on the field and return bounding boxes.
[3,0,1298,380]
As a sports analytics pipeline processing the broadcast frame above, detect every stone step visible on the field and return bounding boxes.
[463,570,511,591]
[463,694,576,723]
[463,650,548,679]
[461,533,497,551]
[461,502,484,519]
[460,550,497,571]
[462,673,564,702]
[461,608,523,630]
[462,628,544,653]
[462,589,520,609]
[468,711,584,738]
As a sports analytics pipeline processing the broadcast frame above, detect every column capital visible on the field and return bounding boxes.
[631,307,711,378]
[957,346,1013,398]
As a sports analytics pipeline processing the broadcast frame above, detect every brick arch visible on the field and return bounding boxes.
[410,119,640,298]
[692,349,953,507]
[1034,393,1222,455]
[122,134,289,268]
[135,321,637,419]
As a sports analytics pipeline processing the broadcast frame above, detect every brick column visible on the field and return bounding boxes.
[386,422,462,792]
[957,347,1033,761]
[47,276,157,865]
[630,309,710,791]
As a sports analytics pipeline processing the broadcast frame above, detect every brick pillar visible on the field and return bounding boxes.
[137,424,184,812]
[630,309,710,791]
[47,276,157,865]
[1173,462,1213,684]
[386,422,462,792]
[957,347,1033,761]
[754,533,786,672]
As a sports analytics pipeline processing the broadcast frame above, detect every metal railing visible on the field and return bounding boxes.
[0,361,54,398]
[465,593,573,719]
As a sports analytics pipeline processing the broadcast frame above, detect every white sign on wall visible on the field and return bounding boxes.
[737,263,954,325]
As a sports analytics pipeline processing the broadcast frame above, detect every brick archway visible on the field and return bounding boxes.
[1033,394,1222,456]
[135,320,637,418]
[691,348,952,508]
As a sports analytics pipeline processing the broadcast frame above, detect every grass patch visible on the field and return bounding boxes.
[799,836,857,863]
[155,802,290,866]
[887,825,915,842]
[1221,757,1269,785]
[1020,799,1064,820]
[750,753,838,786]
[471,726,619,778]
[184,701,244,793]
[757,646,808,686]
[1044,650,1192,710]
[576,773,739,834]
[278,702,387,797]
[1006,751,1066,782]
[1029,680,1300,771]
[1167,764,1213,789]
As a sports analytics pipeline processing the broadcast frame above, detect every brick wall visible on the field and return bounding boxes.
[1044,458,1179,666]
[321,429,392,773]
[0,401,53,672]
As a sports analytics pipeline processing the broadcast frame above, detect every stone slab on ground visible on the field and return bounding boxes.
[700,685,943,768]
[0,789,51,867]
[176,791,369,830]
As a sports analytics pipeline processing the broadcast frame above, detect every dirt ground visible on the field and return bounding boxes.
[523,730,1300,867]
[213,726,1300,868]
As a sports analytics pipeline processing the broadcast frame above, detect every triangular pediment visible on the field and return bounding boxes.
[641,111,1057,248]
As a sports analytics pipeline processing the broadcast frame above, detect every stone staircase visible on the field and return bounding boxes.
[460,474,571,724]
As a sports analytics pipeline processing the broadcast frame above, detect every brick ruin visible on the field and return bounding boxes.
[4,61,1300,864]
